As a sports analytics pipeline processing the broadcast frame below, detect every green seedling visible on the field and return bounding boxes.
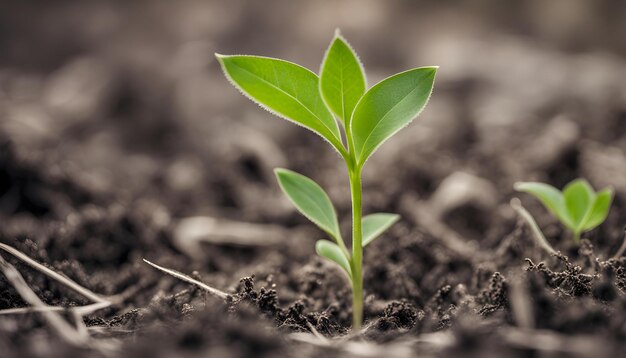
[216,30,436,329]
[515,179,613,244]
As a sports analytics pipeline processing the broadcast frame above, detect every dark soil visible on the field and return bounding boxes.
[2,1,626,357]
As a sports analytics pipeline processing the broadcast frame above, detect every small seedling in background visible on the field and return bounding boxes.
[216,30,437,328]
[515,179,613,244]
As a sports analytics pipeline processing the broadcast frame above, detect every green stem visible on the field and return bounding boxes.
[349,168,363,329]
[344,117,363,329]
[573,231,581,245]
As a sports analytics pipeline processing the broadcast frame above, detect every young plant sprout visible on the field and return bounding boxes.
[216,30,437,328]
[515,179,613,244]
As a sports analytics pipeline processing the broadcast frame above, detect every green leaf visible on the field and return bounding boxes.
[316,240,352,279]
[581,188,613,231]
[350,66,437,166]
[514,182,575,230]
[216,54,344,153]
[362,213,400,247]
[319,31,366,126]
[274,168,341,242]
[563,179,595,229]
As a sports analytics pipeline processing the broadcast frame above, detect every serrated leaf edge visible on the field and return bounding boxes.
[274,168,342,243]
[318,29,367,125]
[350,66,438,167]
[216,54,346,156]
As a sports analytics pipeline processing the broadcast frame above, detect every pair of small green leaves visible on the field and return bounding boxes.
[275,168,399,279]
[515,179,613,241]
[216,31,437,166]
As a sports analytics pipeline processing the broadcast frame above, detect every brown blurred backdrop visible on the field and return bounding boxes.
[1,0,625,224]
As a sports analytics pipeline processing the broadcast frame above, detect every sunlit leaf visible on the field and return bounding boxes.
[581,188,613,231]
[563,179,595,229]
[351,66,437,166]
[362,213,400,247]
[514,182,574,230]
[216,54,344,153]
[274,168,341,242]
[319,31,366,126]
[316,240,352,279]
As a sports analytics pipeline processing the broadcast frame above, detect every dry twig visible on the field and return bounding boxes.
[0,242,107,303]
[143,259,230,300]
[0,254,88,346]
[510,198,557,256]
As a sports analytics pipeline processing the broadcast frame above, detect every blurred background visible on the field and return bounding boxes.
[1,0,626,254]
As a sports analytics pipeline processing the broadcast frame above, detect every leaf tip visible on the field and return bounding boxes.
[387,213,401,227]
[333,28,342,38]
[273,167,289,177]
[572,178,588,184]
[425,66,439,76]
[214,53,231,68]
[314,240,324,253]
[513,182,527,191]
[599,186,615,201]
